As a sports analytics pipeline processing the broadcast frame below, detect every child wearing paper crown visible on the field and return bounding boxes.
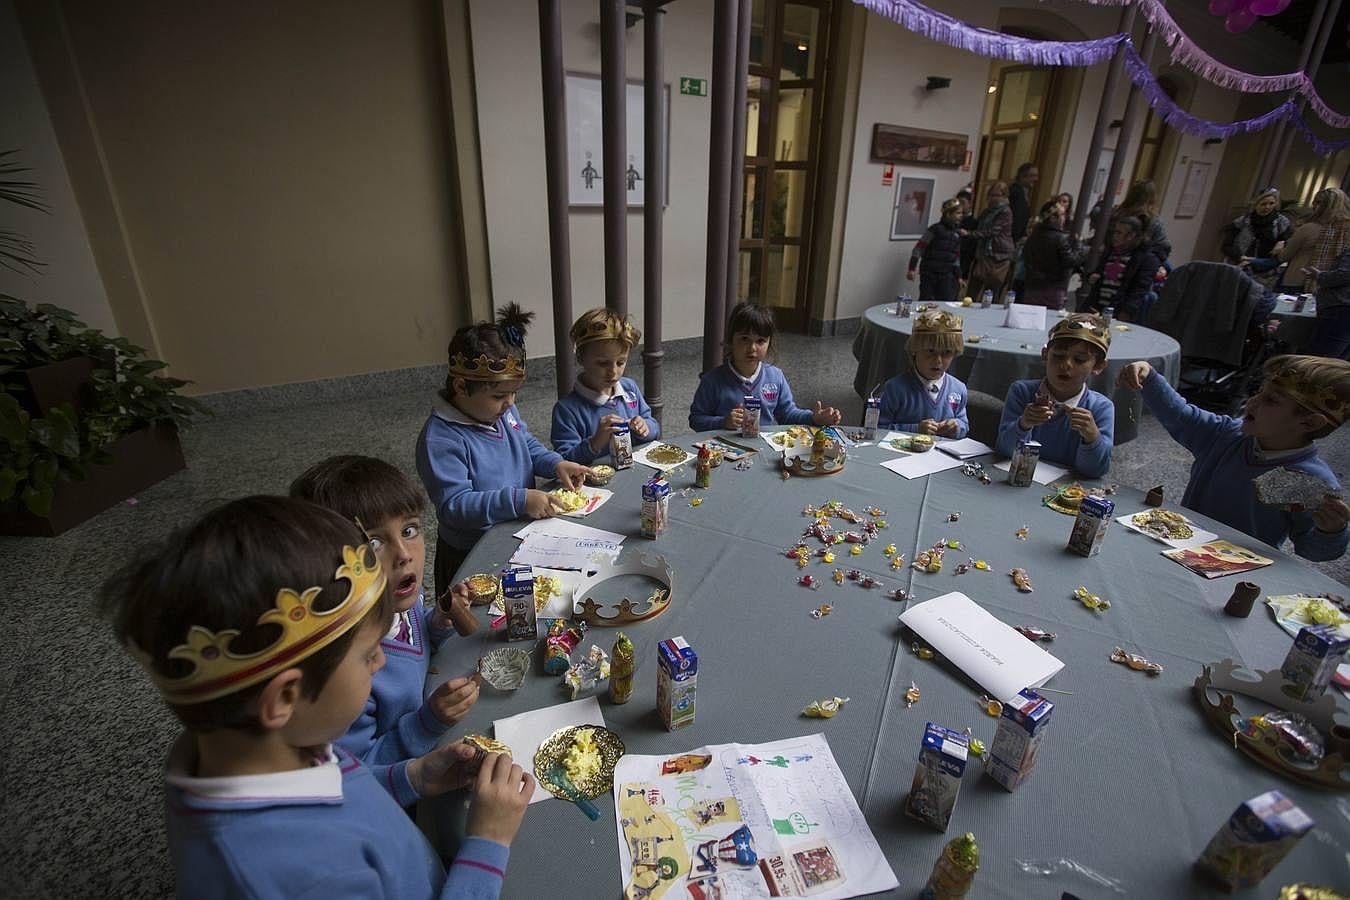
[1117,355,1350,560]
[551,308,660,463]
[877,310,969,437]
[996,313,1115,478]
[689,301,842,432]
[290,455,480,806]
[906,198,965,303]
[98,496,534,899]
[416,303,590,597]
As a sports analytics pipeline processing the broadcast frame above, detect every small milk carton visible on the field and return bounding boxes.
[1194,790,1314,891]
[1066,494,1114,557]
[905,723,969,831]
[657,636,697,730]
[1280,624,1350,701]
[501,565,537,642]
[985,689,1054,792]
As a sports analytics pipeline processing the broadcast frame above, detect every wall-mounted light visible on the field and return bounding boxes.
[1204,137,1223,146]
[797,42,807,51]
[987,83,998,94]
[1109,119,1123,129]
[926,76,952,91]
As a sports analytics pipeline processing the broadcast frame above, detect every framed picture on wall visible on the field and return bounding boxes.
[1174,160,1212,219]
[566,73,670,207]
[871,124,968,168]
[890,176,936,241]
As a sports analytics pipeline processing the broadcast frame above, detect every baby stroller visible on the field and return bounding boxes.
[1146,261,1273,415]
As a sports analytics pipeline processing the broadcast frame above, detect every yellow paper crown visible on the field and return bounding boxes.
[1265,358,1350,426]
[146,544,386,705]
[572,314,633,349]
[448,352,526,382]
[912,310,964,335]
[1048,314,1111,354]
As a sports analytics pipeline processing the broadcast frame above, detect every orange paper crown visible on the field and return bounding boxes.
[912,310,964,335]
[1048,314,1111,354]
[448,352,526,382]
[144,544,386,705]
[1265,360,1350,425]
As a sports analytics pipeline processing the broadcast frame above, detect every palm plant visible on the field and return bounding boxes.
[0,149,49,276]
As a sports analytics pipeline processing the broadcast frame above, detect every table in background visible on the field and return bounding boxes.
[426,435,1346,898]
[1271,296,1318,352]
[852,303,1182,444]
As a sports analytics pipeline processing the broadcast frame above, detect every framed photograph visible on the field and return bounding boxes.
[566,73,670,207]
[890,176,936,241]
[1174,160,1212,219]
[871,123,968,168]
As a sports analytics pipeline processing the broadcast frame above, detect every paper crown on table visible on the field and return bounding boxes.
[448,352,526,382]
[912,310,964,335]
[570,310,638,350]
[1265,357,1350,426]
[573,553,673,627]
[138,544,386,705]
[1048,313,1111,354]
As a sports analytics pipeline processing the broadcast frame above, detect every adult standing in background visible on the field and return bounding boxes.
[956,187,979,282]
[1222,187,1294,263]
[1022,201,1086,311]
[1275,188,1350,294]
[1111,180,1171,262]
[1009,162,1038,244]
[1307,243,1350,359]
[961,181,1014,305]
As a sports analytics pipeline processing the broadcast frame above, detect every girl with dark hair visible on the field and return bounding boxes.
[1085,217,1162,322]
[689,302,841,431]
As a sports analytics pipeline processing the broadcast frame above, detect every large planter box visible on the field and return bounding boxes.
[0,422,185,537]
[18,356,96,417]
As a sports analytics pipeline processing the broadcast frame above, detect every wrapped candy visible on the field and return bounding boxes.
[822,551,836,564]
[850,545,863,556]
[913,550,942,574]
[1073,585,1110,611]
[563,645,610,699]
[844,531,867,544]
[846,569,862,581]
[861,575,880,589]
[1110,646,1163,676]
[1238,711,1325,764]
[963,730,986,759]
[892,588,911,602]
[948,512,962,523]
[810,604,833,619]
[891,556,906,570]
[802,696,849,717]
[797,555,809,569]
[883,543,897,556]
[1010,568,1034,592]
[1015,625,1056,642]
[979,695,1003,717]
[798,574,818,589]
[543,620,587,674]
[865,506,887,516]
[955,561,972,576]
[912,642,934,660]
[832,569,845,585]
[1015,525,1029,540]
[904,681,921,707]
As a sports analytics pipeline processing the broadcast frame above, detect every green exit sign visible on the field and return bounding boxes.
[679,77,707,97]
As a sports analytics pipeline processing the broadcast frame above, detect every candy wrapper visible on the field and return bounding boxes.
[922,832,979,899]
[1253,467,1341,509]
[1236,711,1325,765]
[609,632,635,705]
[563,645,610,699]
[802,696,849,718]
[543,619,587,674]
[1010,567,1033,592]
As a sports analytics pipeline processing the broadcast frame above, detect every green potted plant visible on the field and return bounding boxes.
[0,295,208,534]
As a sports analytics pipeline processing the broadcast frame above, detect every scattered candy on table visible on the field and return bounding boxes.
[823,551,836,564]
[850,545,862,556]
[1073,585,1111,611]
[948,511,962,523]
[891,556,906,570]
[689,497,703,507]
[1015,525,1029,540]
[802,696,849,718]
[811,604,833,619]
[884,543,897,556]
[832,569,845,585]
[980,695,1003,716]
[1015,625,1056,642]
[860,575,880,589]
[798,574,818,589]
[1110,646,1163,675]
[1010,568,1034,592]
[904,681,921,707]
[847,569,861,581]
[892,588,911,601]
[797,556,809,569]
[912,642,934,660]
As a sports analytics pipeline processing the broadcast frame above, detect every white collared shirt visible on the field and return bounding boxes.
[923,376,944,399]
[1252,440,1314,463]
[385,609,411,642]
[1057,383,1088,410]
[573,377,629,408]
[164,734,342,803]
[733,362,762,391]
[431,395,498,432]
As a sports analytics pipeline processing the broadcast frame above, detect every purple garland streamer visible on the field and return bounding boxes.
[1121,45,1295,139]
[1290,114,1350,155]
[852,0,1125,65]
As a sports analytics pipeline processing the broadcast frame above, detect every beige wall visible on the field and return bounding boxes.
[25,1,470,394]
[0,0,114,335]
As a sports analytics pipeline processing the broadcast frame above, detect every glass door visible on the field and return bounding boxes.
[975,65,1055,206]
[737,0,830,331]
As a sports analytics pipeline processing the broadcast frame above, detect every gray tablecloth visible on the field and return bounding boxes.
[1271,297,1319,352]
[852,303,1182,445]
[426,437,1348,898]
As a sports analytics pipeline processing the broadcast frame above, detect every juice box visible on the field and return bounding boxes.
[501,565,537,642]
[1280,624,1350,701]
[985,689,1053,792]
[905,723,969,831]
[1194,790,1313,891]
[1067,494,1114,557]
[657,636,697,730]
[742,396,762,438]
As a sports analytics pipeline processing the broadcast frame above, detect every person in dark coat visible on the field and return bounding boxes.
[906,198,965,302]
[1008,162,1038,244]
[1022,201,1086,311]
[1222,187,1294,262]
[956,188,979,281]
[1085,216,1161,322]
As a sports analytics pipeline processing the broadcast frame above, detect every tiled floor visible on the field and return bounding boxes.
[1,331,1344,897]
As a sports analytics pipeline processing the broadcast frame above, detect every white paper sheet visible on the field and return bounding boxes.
[513,518,626,545]
[493,697,607,804]
[993,457,1070,484]
[880,451,964,479]
[632,441,696,472]
[1114,508,1218,550]
[510,533,622,571]
[1002,302,1047,331]
[899,591,1064,700]
[936,437,995,459]
[612,734,898,900]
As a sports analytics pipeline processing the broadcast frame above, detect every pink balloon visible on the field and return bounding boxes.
[1209,0,1238,15]
[1249,0,1284,15]
[1226,8,1258,31]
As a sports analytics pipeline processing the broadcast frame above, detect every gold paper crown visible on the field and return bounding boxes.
[912,310,964,335]
[146,544,386,705]
[1048,314,1111,354]
[573,315,632,349]
[448,352,526,382]
[941,197,963,215]
[1265,358,1350,425]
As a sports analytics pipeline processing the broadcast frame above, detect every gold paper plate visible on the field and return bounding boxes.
[533,724,626,799]
[645,443,691,466]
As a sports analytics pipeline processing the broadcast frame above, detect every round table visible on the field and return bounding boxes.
[1270,296,1318,352]
[424,436,1346,898]
[852,303,1182,444]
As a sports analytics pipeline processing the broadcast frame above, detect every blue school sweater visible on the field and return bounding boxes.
[878,372,970,437]
[417,399,563,550]
[551,377,660,464]
[337,594,456,807]
[165,738,508,899]
[688,363,815,432]
[1141,370,1347,561]
[996,379,1114,478]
